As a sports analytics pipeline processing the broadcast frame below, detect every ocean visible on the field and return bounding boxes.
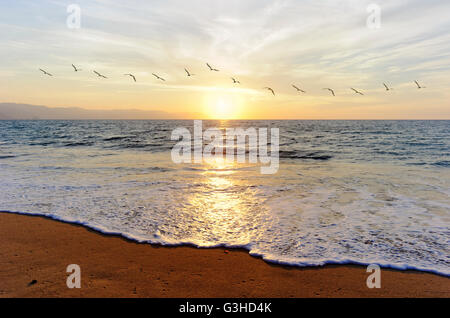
[0,120,448,275]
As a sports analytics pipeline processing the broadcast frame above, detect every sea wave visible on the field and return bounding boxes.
[0,120,449,277]
[1,208,448,277]
[279,150,333,160]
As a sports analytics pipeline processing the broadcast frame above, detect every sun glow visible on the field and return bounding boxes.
[203,93,244,119]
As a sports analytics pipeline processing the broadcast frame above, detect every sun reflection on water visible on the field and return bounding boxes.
[185,156,261,246]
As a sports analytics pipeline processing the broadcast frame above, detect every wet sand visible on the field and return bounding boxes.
[0,212,448,297]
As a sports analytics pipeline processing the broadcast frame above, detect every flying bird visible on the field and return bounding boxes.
[323,88,335,96]
[39,68,52,76]
[93,70,107,78]
[231,77,240,84]
[124,73,136,82]
[71,64,81,72]
[184,68,195,77]
[152,73,165,81]
[414,80,426,89]
[351,88,364,95]
[206,63,219,72]
[292,84,306,93]
[383,83,392,91]
[264,87,275,96]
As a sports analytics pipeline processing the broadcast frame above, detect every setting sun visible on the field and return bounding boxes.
[203,94,244,119]
[215,99,231,119]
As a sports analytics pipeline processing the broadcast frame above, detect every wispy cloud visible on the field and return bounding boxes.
[0,0,448,118]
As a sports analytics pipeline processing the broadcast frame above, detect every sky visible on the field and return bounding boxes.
[0,0,449,119]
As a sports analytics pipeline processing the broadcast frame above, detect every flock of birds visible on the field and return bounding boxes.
[38,63,427,97]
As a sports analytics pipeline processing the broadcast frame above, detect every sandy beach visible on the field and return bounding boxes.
[0,212,448,298]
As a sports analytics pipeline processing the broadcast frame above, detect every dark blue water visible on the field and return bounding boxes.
[0,120,449,166]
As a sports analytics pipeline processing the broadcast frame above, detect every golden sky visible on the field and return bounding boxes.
[0,0,449,119]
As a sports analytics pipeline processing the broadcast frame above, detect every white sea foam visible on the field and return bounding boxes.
[0,143,449,276]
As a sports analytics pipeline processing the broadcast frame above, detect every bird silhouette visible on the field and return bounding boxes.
[152,73,165,81]
[414,80,426,89]
[124,74,136,82]
[93,70,107,78]
[71,64,81,72]
[39,68,52,76]
[292,84,306,93]
[323,88,335,96]
[383,83,392,91]
[185,68,195,77]
[206,63,219,72]
[264,87,275,96]
[351,88,364,95]
[231,77,240,84]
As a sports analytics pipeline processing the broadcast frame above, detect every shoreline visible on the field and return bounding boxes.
[0,212,448,297]
[3,210,448,278]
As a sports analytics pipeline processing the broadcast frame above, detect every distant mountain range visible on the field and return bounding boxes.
[0,103,192,119]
